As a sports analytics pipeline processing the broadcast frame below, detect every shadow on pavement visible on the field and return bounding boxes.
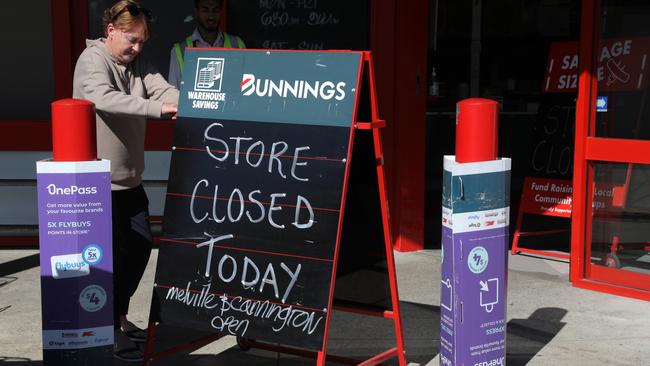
[141,304,566,365]
[506,307,568,366]
[400,301,440,365]
[0,303,566,366]
[139,300,442,366]
[0,253,39,277]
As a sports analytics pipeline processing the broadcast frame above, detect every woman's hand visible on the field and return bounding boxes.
[162,103,178,115]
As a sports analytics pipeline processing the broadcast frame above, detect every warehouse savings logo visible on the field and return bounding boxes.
[189,57,227,110]
[240,73,347,101]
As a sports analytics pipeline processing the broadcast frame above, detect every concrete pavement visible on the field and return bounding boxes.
[1,248,649,365]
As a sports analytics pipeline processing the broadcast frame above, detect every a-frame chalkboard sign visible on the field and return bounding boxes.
[143,49,406,365]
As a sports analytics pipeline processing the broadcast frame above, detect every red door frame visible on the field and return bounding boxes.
[2,1,427,252]
[371,1,427,252]
[571,0,650,301]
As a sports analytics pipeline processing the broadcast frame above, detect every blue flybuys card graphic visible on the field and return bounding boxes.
[50,253,89,279]
[179,49,362,127]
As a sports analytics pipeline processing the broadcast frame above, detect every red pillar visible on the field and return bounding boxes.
[455,98,499,163]
[51,99,97,162]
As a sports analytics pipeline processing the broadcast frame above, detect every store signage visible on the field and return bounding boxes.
[519,177,616,218]
[36,160,113,364]
[544,37,650,93]
[179,50,358,127]
[520,177,573,217]
[153,49,362,351]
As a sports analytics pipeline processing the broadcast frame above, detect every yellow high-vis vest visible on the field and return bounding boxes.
[173,33,245,71]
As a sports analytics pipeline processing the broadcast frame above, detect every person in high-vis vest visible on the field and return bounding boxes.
[168,0,244,89]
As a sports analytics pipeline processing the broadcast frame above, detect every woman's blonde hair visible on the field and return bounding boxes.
[102,0,152,39]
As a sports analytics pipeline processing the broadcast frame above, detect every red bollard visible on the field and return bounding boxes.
[51,99,97,162]
[455,98,499,163]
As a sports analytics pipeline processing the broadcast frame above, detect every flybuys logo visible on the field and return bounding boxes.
[475,357,505,366]
[240,74,346,101]
[50,253,90,279]
[46,184,97,195]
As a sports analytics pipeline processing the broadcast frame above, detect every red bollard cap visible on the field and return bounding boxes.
[455,98,499,163]
[51,99,97,162]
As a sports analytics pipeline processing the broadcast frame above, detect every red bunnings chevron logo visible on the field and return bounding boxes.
[240,74,255,95]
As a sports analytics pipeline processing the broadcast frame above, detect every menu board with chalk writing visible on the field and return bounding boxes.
[227,0,370,51]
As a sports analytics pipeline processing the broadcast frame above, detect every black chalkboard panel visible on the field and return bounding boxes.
[334,129,392,310]
[152,116,351,350]
[334,75,392,310]
[227,0,370,50]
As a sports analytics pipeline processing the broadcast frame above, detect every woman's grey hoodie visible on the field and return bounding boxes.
[73,38,179,190]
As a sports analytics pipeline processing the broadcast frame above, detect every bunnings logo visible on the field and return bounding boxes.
[240,73,346,101]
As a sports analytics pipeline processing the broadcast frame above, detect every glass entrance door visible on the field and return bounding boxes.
[588,161,650,290]
[572,0,650,300]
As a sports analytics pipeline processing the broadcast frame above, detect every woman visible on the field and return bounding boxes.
[73,0,179,362]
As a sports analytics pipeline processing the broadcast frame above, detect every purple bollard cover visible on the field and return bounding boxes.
[36,160,113,365]
[440,156,511,366]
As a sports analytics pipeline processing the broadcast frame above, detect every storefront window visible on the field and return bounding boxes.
[428,0,580,112]
[594,1,650,140]
[425,0,580,247]
[0,1,55,119]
